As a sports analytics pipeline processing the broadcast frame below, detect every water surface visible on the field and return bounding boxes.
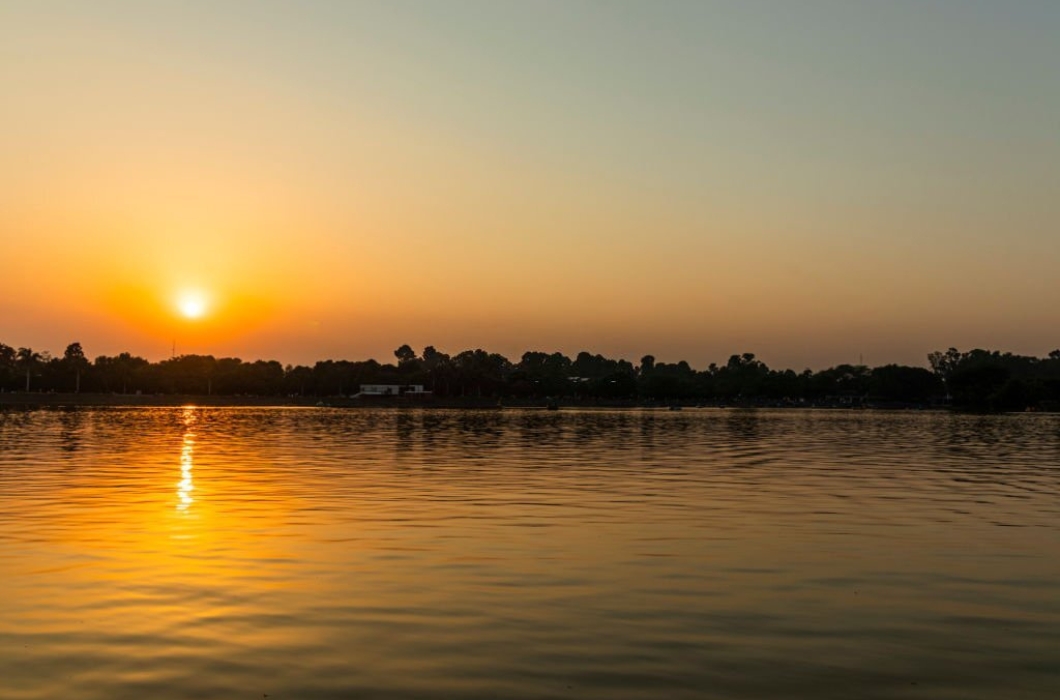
[1,407,1058,699]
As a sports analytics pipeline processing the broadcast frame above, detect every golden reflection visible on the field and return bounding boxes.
[177,407,196,511]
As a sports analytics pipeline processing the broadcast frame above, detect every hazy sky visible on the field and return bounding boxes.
[2,1,1058,369]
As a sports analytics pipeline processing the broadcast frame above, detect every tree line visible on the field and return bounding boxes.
[2,341,1059,410]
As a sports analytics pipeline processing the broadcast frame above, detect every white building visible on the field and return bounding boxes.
[356,384,430,397]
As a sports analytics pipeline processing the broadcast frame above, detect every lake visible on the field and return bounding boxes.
[1,407,1058,699]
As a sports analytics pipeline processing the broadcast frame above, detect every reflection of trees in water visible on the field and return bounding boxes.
[937,413,1053,476]
[726,409,761,442]
[571,412,635,448]
[637,410,707,457]
[513,411,563,450]
[940,413,1013,466]
[418,410,460,453]
[395,410,416,452]
[401,410,648,457]
[391,409,508,457]
[58,407,86,453]
[455,411,504,454]
[456,410,502,434]
[419,410,449,435]
[638,412,656,454]
[913,412,1060,500]
[510,410,642,454]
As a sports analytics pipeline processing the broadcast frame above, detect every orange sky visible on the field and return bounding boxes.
[2,2,1058,369]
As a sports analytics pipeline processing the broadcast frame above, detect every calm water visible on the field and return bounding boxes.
[1,407,1058,699]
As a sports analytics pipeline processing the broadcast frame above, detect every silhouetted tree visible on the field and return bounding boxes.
[515,351,572,397]
[422,346,452,394]
[6,336,1060,411]
[453,349,511,396]
[869,364,941,403]
[0,343,16,389]
[948,364,1010,411]
[16,347,43,392]
[285,365,313,396]
[94,352,149,394]
[63,342,90,393]
[928,347,963,387]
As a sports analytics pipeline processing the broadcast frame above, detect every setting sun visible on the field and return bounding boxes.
[177,291,208,319]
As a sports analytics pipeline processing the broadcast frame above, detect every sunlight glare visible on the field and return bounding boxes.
[177,407,196,512]
[177,291,208,319]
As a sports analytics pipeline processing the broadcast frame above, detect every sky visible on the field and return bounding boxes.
[2,0,1058,370]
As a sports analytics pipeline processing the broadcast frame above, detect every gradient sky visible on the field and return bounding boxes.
[2,1,1058,370]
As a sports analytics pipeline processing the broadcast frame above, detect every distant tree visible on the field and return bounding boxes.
[311,359,358,396]
[7,337,1060,409]
[927,347,963,383]
[249,360,285,395]
[0,343,15,389]
[453,349,511,396]
[285,365,313,396]
[948,364,1010,411]
[94,352,149,394]
[516,351,572,396]
[642,358,699,400]
[422,346,452,393]
[710,353,770,399]
[16,347,43,391]
[63,342,90,393]
[869,364,942,403]
[639,355,655,374]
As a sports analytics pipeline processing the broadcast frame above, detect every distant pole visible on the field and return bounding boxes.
[172,340,176,359]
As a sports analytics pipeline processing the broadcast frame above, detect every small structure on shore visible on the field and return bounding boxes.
[355,384,431,398]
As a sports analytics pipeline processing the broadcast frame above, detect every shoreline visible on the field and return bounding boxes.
[0,392,951,411]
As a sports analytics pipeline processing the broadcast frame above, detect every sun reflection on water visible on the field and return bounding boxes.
[177,407,196,511]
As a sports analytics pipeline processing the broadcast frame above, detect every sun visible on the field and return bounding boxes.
[177,291,208,319]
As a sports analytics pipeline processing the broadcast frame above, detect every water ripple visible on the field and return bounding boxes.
[1,407,1059,698]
